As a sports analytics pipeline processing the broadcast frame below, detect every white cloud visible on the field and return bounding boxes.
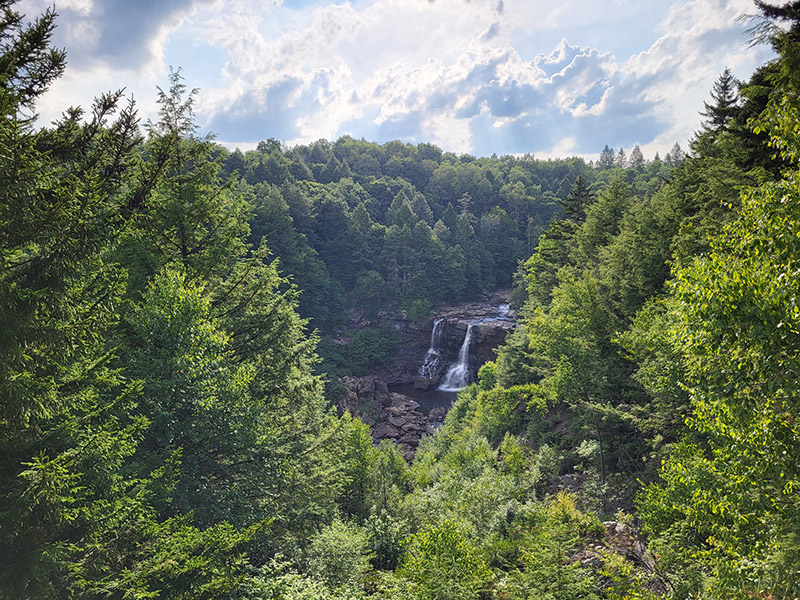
[538,135,579,160]
[18,0,777,158]
[622,0,772,156]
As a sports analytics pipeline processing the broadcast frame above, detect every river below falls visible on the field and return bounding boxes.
[388,383,457,417]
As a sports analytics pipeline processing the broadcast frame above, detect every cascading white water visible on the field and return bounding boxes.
[438,323,474,391]
[418,318,445,378]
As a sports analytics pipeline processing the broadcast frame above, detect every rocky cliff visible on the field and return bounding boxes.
[338,290,517,458]
[351,289,516,386]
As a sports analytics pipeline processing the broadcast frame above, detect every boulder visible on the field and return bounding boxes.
[390,395,419,410]
[428,407,446,421]
[357,378,375,396]
[388,415,407,428]
[372,423,400,439]
[338,290,518,461]
[413,376,436,390]
[375,379,389,395]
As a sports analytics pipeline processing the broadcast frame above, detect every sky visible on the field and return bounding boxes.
[19,0,775,160]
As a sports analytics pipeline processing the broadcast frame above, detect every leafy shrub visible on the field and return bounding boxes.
[364,512,407,571]
[344,326,401,374]
[306,520,373,589]
[398,520,491,600]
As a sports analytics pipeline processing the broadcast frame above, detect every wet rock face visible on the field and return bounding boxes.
[364,289,517,387]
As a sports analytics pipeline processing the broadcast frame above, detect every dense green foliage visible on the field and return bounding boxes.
[0,5,344,596]
[449,2,800,597]
[3,0,800,598]
[226,131,596,329]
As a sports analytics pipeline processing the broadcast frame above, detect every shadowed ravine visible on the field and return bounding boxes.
[339,292,516,459]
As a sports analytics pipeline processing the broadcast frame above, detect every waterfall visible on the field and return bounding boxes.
[418,318,445,378]
[438,323,474,392]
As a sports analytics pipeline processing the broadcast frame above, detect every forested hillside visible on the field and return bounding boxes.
[2,0,800,598]
[211,123,683,381]
[219,127,590,327]
[218,133,689,328]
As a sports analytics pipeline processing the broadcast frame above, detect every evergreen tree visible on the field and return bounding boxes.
[0,7,259,597]
[597,144,616,169]
[629,145,645,169]
[558,175,595,222]
[664,142,686,166]
[615,148,628,168]
[699,67,740,132]
[130,68,250,285]
[0,8,345,595]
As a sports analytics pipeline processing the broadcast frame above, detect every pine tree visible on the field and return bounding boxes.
[128,68,251,285]
[629,145,645,169]
[0,6,341,596]
[558,175,595,222]
[0,4,151,594]
[615,148,628,168]
[664,142,686,166]
[597,144,616,169]
[700,67,739,131]
[119,69,344,534]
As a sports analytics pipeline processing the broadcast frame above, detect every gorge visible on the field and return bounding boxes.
[338,290,516,458]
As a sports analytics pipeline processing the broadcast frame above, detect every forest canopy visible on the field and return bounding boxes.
[1,0,800,598]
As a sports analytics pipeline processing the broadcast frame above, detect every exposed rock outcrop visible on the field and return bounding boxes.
[338,290,517,458]
[361,290,517,387]
[340,375,437,460]
[570,521,667,595]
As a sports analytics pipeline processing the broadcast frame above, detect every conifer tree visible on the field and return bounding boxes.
[664,142,686,166]
[596,144,616,169]
[615,148,628,168]
[0,6,344,596]
[700,67,739,131]
[629,144,646,169]
[558,175,595,222]
[0,4,156,595]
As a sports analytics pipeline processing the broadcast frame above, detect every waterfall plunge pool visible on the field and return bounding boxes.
[388,383,457,419]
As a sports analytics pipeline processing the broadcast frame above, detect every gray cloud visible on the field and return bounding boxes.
[17,0,770,159]
[481,23,500,42]
[571,81,606,111]
[206,78,305,143]
[209,32,667,155]
[47,0,213,69]
[455,79,543,119]
[697,26,748,54]
[470,113,554,155]
[572,98,665,152]
[377,38,664,155]
[468,89,664,157]
[377,110,424,141]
